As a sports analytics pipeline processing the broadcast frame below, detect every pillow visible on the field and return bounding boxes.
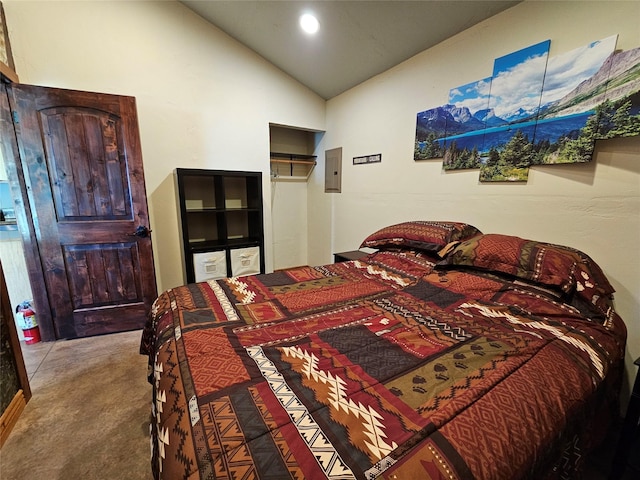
[360,221,482,253]
[438,233,615,305]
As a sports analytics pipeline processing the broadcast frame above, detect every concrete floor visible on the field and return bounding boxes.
[0,330,152,480]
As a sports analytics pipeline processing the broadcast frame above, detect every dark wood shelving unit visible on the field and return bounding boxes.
[175,168,264,283]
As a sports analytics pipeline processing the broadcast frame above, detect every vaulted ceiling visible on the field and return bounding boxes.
[180,1,520,99]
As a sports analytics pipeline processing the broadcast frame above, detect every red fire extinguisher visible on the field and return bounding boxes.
[16,300,41,345]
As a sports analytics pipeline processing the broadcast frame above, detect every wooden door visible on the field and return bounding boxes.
[5,84,157,339]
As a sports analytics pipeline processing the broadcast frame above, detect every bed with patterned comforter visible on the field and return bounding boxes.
[140,222,626,480]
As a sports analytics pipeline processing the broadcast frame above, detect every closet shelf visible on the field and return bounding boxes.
[270,152,317,181]
[270,152,317,161]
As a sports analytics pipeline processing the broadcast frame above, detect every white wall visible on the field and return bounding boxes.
[0,233,32,341]
[271,180,308,269]
[319,0,640,403]
[4,0,326,293]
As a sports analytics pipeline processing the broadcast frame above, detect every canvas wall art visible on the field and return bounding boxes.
[414,35,640,183]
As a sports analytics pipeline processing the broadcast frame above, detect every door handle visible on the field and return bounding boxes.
[130,225,152,238]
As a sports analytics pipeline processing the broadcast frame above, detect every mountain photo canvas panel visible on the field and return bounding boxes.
[441,78,493,170]
[414,78,492,165]
[532,35,619,164]
[479,40,550,182]
[597,45,640,140]
[414,106,450,160]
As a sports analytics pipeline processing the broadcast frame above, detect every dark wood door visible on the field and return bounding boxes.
[6,84,157,339]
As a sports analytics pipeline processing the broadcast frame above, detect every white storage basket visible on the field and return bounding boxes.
[230,246,261,276]
[193,250,227,282]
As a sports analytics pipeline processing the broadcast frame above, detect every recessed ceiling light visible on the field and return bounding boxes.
[299,13,319,34]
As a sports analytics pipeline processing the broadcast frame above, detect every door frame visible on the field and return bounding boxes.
[0,83,54,341]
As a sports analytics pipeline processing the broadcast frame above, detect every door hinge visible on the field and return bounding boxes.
[11,111,19,124]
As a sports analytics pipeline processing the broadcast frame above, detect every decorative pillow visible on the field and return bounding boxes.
[360,221,482,253]
[438,233,615,306]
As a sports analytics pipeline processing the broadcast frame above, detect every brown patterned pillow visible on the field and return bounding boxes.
[360,221,482,253]
[438,233,615,305]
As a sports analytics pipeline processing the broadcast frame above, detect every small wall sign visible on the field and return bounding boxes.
[353,153,382,165]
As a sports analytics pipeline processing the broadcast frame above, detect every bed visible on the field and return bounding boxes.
[140,221,627,479]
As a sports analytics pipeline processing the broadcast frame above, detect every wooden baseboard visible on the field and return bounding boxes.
[0,389,26,448]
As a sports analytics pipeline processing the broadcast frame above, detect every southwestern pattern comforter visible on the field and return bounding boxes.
[140,233,626,480]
